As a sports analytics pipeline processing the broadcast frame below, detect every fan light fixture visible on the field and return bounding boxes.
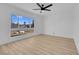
[32,3,53,13]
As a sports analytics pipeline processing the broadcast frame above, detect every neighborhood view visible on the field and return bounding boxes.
[11,15,34,37]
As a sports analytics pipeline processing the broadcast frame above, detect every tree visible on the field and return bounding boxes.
[24,22,26,28]
[31,20,34,28]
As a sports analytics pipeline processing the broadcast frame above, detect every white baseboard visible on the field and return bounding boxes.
[43,33,73,39]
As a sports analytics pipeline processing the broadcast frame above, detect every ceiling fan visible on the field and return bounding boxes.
[32,3,53,13]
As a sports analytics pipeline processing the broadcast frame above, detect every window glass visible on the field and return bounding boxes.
[11,15,34,37]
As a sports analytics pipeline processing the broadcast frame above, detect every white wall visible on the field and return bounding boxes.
[0,3,79,54]
[0,4,44,45]
[44,4,74,38]
[74,4,79,53]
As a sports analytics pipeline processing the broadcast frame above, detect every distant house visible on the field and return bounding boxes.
[11,23,18,28]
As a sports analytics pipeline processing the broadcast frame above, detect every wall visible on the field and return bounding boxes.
[74,4,79,53]
[44,4,74,38]
[0,4,44,45]
[0,3,79,53]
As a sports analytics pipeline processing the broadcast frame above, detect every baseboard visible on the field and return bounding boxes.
[0,34,40,47]
[42,34,73,39]
[0,34,73,47]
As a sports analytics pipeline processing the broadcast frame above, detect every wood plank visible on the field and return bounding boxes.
[0,35,78,55]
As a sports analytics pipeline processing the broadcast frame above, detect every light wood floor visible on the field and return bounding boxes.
[0,35,78,55]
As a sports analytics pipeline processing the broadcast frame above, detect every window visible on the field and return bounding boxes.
[11,15,34,37]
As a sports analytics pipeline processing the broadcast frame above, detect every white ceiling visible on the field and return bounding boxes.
[10,3,54,15]
[9,3,76,16]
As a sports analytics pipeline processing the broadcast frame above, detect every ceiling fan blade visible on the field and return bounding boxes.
[45,9,51,11]
[32,9,41,10]
[37,3,42,8]
[44,4,53,9]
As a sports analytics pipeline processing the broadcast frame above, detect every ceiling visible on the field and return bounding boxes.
[9,3,76,16]
[10,3,54,15]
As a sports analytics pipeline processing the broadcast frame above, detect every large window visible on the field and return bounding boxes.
[11,15,34,37]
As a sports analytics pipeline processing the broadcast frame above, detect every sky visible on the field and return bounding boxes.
[11,15,33,24]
